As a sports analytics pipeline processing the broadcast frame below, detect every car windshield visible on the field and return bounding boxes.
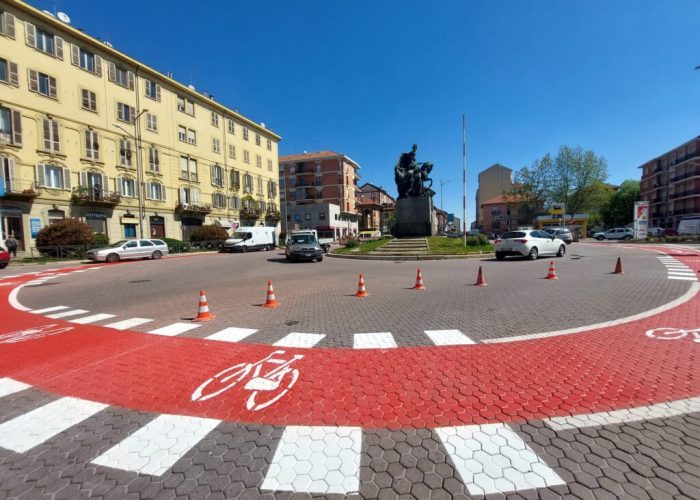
[110,240,128,247]
[501,232,527,239]
[291,235,313,244]
[231,232,248,239]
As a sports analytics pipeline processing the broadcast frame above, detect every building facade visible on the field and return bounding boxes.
[479,195,527,235]
[283,202,358,240]
[357,182,395,234]
[639,136,700,228]
[0,1,281,254]
[279,151,361,238]
[475,163,513,228]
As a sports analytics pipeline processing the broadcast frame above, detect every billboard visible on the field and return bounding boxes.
[634,201,650,239]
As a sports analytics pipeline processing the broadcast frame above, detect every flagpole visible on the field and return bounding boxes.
[462,114,467,247]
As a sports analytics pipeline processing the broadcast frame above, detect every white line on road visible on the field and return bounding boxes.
[0,397,107,452]
[668,276,698,281]
[0,378,31,398]
[103,317,153,330]
[45,309,89,319]
[30,306,69,314]
[91,414,220,476]
[146,322,200,336]
[274,332,326,348]
[69,313,117,324]
[353,332,397,349]
[205,327,258,343]
[425,329,476,346]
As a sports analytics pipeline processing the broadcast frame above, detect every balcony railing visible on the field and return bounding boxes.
[175,203,212,214]
[265,210,281,220]
[670,169,700,183]
[669,151,700,167]
[240,207,261,219]
[71,186,121,206]
[0,178,42,200]
[671,208,700,216]
[669,191,696,200]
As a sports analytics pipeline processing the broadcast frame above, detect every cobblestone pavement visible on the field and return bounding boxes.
[0,243,698,498]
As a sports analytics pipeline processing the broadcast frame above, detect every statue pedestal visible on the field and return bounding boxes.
[393,197,437,237]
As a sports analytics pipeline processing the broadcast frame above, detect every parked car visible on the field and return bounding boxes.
[542,227,573,244]
[662,228,679,237]
[494,230,566,260]
[648,227,664,237]
[285,231,324,262]
[678,216,700,235]
[86,239,169,263]
[593,228,634,240]
[223,226,276,252]
[0,247,9,269]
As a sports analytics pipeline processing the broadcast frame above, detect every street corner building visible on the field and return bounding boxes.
[0,0,282,255]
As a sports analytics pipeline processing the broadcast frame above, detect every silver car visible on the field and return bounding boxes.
[87,239,169,263]
[494,230,566,260]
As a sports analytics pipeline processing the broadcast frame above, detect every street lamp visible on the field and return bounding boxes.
[114,108,149,239]
[439,179,450,233]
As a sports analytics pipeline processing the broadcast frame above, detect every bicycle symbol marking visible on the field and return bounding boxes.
[646,327,700,343]
[191,350,304,411]
[0,323,75,344]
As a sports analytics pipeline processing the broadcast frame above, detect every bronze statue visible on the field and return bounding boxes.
[394,144,435,199]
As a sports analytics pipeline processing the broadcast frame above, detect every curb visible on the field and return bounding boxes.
[328,252,494,261]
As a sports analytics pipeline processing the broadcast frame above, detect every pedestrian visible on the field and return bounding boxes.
[5,234,18,258]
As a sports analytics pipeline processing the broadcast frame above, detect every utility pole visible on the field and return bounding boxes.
[462,114,467,247]
[115,108,149,239]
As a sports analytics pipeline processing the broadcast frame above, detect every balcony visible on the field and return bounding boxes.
[240,207,261,219]
[265,210,281,221]
[669,191,696,200]
[670,151,700,167]
[175,203,212,214]
[71,186,121,206]
[670,168,700,183]
[672,208,700,216]
[1,179,42,200]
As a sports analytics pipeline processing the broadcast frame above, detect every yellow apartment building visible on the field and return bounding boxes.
[0,0,281,254]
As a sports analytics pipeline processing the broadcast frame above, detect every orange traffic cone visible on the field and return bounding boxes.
[546,261,558,280]
[475,266,487,286]
[355,274,369,297]
[263,281,280,308]
[413,269,426,290]
[613,257,624,274]
[194,290,214,321]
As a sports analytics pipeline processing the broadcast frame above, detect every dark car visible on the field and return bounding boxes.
[543,227,573,244]
[661,228,679,237]
[0,248,10,269]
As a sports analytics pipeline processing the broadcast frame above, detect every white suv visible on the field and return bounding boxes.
[593,228,634,240]
[495,230,566,260]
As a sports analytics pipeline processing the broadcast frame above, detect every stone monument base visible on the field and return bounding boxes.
[393,197,437,237]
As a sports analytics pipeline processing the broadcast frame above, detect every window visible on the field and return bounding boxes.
[279,178,285,188]
[187,129,196,145]
[256,155,262,168]
[81,89,97,112]
[178,126,186,142]
[26,24,63,58]
[0,106,22,146]
[179,186,200,205]
[228,144,236,159]
[305,213,311,221]
[227,119,235,134]
[258,200,266,212]
[148,147,160,173]
[108,63,134,90]
[230,169,240,190]
[42,118,60,152]
[289,177,296,187]
[0,11,16,39]
[28,70,57,98]
[212,138,220,154]
[177,96,194,115]
[119,139,132,167]
[84,130,99,160]
[255,133,261,146]
[243,127,249,141]
[230,195,240,210]
[257,176,263,195]
[180,156,198,181]
[210,164,224,187]
[266,138,272,151]
[0,57,18,86]
[267,180,277,198]
[117,102,135,123]
[243,173,253,193]
[243,150,250,164]
[212,192,226,208]
[211,111,219,127]
[117,177,136,197]
[146,113,157,132]
[268,159,273,172]
[48,209,65,224]
[146,181,165,201]
[35,164,70,190]
[70,45,102,76]
[319,212,326,220]
[144,79,161,101]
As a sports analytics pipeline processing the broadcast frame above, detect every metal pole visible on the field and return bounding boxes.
[134,113,146,239]
[462,114,467,246]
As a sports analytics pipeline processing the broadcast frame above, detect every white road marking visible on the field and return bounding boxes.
[261,425,362,494]
[425,329,476,346]
[147,322,200,336]
[69,313,117,324]
[0,397,107,452]
[0,378,31,398]
[91,414,220,476]
[30,306,69,314]
[104,317,153,330]
[8,284,31,311]
[546,396,700,430]
[45,309,89,319]
[205,327,258,343]
[667,271,696,276]
[436,423,565,495]
[353,332,397,349]
[668,276,698,281]
[274,332,325,348]
[71,270,88,273]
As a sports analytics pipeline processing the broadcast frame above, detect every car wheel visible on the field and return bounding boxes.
[241,246,248,253]
[317,256,323,262]
[0,262,7,269]
[557,245,566,257]
[623,235,632,240]
[495,252,505,261]
[528,247,538,260]
[152,250,162,260]
[596,235,604,240]
[285,254,291,261]
[106,253,120,263]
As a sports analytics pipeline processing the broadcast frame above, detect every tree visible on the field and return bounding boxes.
[36,218,96,247]
[504,154,553,224]
[600,180,640,227]
[548,146,608,216]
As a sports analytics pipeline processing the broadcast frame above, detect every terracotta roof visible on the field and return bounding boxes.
[280,151,360,169]
[481,194,526,205]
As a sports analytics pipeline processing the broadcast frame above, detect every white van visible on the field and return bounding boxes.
[223,226,276,252]
[678,217,700,236]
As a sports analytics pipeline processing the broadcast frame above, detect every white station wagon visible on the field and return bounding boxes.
[495,230,566,260]
[87,239,169,263]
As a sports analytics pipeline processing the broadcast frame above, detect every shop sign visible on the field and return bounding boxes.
[30,218,42,238]
[0,206,22,215]
[86,212,107,220]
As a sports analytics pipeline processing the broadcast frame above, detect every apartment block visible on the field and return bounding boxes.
[639,136,700,228]
[475,163,512,227]
[0,1,281,253]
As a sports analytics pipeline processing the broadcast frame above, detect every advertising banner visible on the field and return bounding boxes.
[634,201,650,239]
[30,218,42,238]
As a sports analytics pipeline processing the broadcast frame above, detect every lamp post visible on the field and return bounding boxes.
[114,108,149,239]
[439,179,450,233]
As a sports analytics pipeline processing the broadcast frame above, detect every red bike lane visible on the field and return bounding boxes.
[0,254,698,430]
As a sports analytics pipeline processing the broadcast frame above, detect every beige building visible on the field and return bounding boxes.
[0,1,281,254]
[475,163,512,229]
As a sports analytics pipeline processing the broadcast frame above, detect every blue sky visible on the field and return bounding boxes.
[31,0,700,223]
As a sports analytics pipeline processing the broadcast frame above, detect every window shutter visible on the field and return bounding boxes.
[35,164,45,187]
[127,71,135,90]
[70,43,79,66]
[11,110,22,145]
[48,76,57,98]
[102,174,109,192]
[28,69,38,92]
[80,171,87,187]
[54,37,64,59]
[4,13,16,39]
[179,187,186,204]
[144,181,151,200]
[42,119,51,150]
[25,22,36,47]
[155,84,161,101]
[193,189,200,204]
[116,178,123,195]
[108,61,116,82]
[94,55,103,77]
[210,164,215,186]
[62,167,71,190]
[8,62,18,86]
[51,120,60,151]
[160,184,166,201]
